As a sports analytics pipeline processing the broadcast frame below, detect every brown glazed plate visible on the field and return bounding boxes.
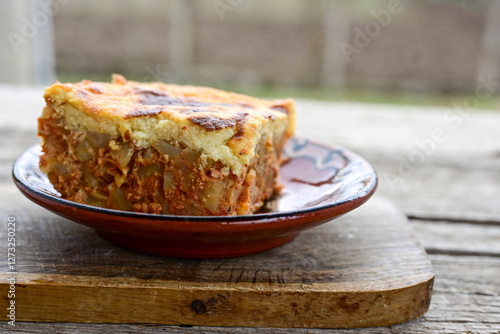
[13,137,377,258]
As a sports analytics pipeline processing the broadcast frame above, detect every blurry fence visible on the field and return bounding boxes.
[53,0,500,93]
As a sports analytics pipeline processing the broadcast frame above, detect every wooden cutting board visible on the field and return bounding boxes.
[0,195,433,328]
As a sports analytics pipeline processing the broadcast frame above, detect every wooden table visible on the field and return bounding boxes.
[1,85,499,333]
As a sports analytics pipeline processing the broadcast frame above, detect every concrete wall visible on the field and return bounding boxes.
[53,0,500,93]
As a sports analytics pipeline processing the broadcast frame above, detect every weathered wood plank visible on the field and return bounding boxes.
[2,322,499,334]
[2,321,499,334]
[0,320,498,334]
[296,100,500,158]
[296,100,500,222]
[0,129,39,163]
[1,255,497,333]
[0,84,44,134]
[411,220,500,256]
[424,255,500,326]
[371,157,500,223]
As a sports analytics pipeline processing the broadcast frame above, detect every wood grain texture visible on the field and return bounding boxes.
[1,255,498,334]
[0,195,433,328]
[0,255,500,334]
[2,321,500,334]
[294,100,500,223]
[372,156,500,223]
[412,220,500,257]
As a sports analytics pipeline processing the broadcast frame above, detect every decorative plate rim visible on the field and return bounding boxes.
[12,137,377,223]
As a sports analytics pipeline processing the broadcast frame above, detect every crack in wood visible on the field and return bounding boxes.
[425,248,500,258]
[409,215,500,226]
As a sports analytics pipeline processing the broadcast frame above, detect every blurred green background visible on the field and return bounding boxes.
[3,0,500,109]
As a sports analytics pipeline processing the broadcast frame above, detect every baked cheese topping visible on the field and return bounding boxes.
[43,75,295,174]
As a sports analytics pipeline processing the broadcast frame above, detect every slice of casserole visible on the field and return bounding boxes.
[38,75,295,215]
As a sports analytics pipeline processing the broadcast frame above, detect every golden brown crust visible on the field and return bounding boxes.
[43,75,295,175]
[46,75,292,130]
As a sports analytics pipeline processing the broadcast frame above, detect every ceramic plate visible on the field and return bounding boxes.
[13,137,377,258]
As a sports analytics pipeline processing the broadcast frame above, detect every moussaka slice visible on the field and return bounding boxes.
[38,75,295,215]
